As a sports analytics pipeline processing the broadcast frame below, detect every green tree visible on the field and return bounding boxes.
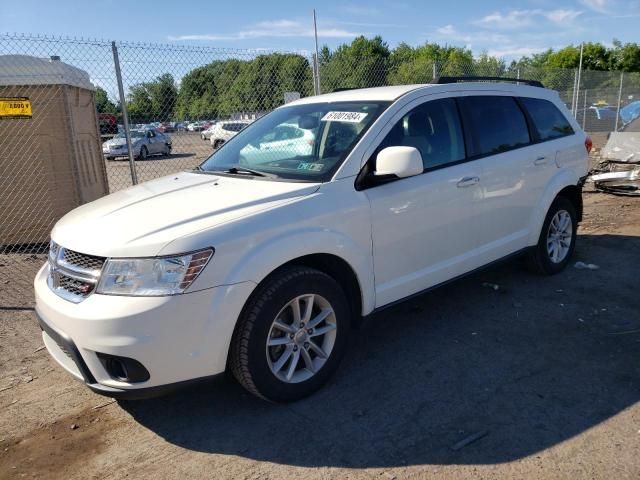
[319,36,391,91]
[126,73,177,122]
[94,86,117,114]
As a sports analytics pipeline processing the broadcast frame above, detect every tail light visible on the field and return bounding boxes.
[585,136,593,154]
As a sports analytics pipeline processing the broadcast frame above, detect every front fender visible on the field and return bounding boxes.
[527,168,580,246]
[222,227,376,315]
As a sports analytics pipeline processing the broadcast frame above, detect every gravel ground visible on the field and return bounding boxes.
[1,190,639,480]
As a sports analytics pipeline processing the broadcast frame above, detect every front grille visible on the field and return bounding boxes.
[58,273,96,296]
[48,242,105,303]
[61,249,105,272]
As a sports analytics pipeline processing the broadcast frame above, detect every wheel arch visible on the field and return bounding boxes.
[556,184,583,222]
[527,169,581,246]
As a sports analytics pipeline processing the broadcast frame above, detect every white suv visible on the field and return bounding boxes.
[207,120,251,149]
[35,80,590,402]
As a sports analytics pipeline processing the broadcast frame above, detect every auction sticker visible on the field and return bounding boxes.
[0,97,32,118]
[321,111,368,123]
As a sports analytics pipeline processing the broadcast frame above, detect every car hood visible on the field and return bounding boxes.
[52,172,320,257]
[104,138,139,147]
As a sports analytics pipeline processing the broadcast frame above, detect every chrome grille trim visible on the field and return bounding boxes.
[48,242,105,303]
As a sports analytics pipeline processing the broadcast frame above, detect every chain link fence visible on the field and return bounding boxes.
[2,32,640,308]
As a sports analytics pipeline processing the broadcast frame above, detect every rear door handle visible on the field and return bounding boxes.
[534,156,547,165]
[456,176,480,188]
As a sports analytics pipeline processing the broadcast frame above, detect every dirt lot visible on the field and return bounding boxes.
[1,189,639,480]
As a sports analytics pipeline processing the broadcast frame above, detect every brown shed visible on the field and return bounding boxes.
[0,54,109,247]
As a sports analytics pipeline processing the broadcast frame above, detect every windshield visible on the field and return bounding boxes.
[115,131,145,139]
[199,101,390,181]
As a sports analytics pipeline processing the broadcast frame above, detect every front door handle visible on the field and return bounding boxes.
[456,176,480,188]
[534,156,547,165]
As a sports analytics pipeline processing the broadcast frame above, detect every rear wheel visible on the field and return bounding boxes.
[229,266,351,402]
[138,146,148,160]
[527,196,577,275]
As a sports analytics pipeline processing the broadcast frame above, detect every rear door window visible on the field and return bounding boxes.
[519,97,574,141]
[458,96,530,156]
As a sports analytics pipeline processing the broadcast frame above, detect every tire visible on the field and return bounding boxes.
[229,266,351,402]
[526,196,577,275]
[106,156,114,161]
[162,145,170,156]
[138,146,148,160]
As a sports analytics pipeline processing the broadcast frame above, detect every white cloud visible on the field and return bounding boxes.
[168,19,363,41]
[475,9,583,29]
[580,0,611,13]
[487,46,549,58]
[434,24,510,45]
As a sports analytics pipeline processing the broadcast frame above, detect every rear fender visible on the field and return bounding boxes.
[527,169,580,246]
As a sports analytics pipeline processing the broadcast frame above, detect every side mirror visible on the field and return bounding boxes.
[375,146,423,178]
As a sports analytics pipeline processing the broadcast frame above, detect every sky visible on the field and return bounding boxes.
[2,0,639,59]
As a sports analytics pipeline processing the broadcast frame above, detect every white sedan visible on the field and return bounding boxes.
[239,124,315,164]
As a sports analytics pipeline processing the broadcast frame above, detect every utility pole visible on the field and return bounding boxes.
[313,9,321,95]
[575,42,584,117]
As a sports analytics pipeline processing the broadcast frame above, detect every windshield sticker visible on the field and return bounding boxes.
[297,162,324,172]
[321,111,368,123]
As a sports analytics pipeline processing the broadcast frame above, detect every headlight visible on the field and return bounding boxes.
[96,249,213,296]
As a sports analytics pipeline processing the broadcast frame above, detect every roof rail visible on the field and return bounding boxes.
[435,76,544,88]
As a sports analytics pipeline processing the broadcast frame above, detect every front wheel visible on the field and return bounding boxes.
[526,196,577,275]
[229,266,351,402]
[138,146,148,160]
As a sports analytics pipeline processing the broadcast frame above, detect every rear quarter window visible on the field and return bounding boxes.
[519,97,574,141]
[458,96,531,157]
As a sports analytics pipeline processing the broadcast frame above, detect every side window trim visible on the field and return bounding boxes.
[514,96,541,143]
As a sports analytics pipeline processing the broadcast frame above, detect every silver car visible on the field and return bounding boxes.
[102,130,172,160]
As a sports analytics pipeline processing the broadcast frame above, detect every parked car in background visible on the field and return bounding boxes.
[620,101,640,127]
[239,123,315,164]
[98,113,118,137]
[209,120,252,149]
[187,121,209,132]
[102,129,172,160]
[157,122,175,133]
[577,105,618,131]
[201,121,220,140]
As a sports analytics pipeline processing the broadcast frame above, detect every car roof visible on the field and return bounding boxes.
[287,82,558,106]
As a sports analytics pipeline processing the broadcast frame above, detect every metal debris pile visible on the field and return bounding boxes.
[589,132,640,196]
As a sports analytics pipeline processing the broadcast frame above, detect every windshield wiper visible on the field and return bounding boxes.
[222,166,277,178]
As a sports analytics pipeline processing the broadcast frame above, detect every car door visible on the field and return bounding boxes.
[457,95,549,264]
[363,97,485,308]
[145,130,158,154]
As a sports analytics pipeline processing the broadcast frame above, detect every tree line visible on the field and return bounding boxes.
[95,37,640,121]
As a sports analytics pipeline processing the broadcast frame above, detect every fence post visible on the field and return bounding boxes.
[571,69,578,117]
[111,41,138,185]
[574,43,584,117]
[582,89,588,130]
[615,71,624,132]
[312,9,321,95]
[312,53,319,96]
[432,62,437,81]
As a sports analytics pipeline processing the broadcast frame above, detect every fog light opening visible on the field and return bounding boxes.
[97,353,150,383]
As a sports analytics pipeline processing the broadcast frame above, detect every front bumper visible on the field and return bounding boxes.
[34,263,255,398]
